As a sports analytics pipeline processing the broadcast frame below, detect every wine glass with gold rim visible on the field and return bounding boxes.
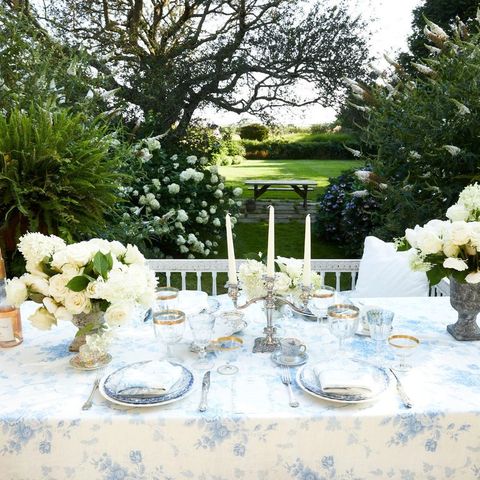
[327,304,360,352]
[153,309,186,360]
[388,334,420,372]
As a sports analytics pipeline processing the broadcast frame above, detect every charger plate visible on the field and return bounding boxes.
[99,361,195,408]
[296,361,389,404]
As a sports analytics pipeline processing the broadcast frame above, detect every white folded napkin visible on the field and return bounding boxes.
[313,362,377,396]
[111,361,183,397]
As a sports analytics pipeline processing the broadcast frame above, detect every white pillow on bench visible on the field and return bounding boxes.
[352,236,429,297]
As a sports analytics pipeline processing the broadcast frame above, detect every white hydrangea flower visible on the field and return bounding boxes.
[218,183,224,190]
[211,175,219,184]
[233,188,243,197]
[354,170,371,182]
[179,245,189,253]
[200,157,208,165]
[176,209,189,222]
[152,178,161,188]
[186,155,197,164]
[352,190,369,198]
[213,218,221,227]
[210,165,219,174]
[185,197,191,204]
[145,137,161,151]
[176,235,186,245]
[214,189,223,198]
[210,206,217,214]
[168,183,180,194]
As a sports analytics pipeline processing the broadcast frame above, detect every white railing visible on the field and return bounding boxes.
[146,258,450,297]
[147,259,359,295]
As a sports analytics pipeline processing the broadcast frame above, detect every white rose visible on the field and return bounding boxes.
[29,307,56,330]
[424,219,448,236]
[443,257,468,271]
[65,244,93,267]
[124,244,145,265]
[64,292,90,315]
[61,263,81,277]
[54,307,73,323]
[6,278,28,307]
[85,280,102,299]
[25,260,49,279]
[43,297,58,315]
[23,274,50,296]
[466,271,480,284]
[446,204,469,222]
[443,242,460,258]
[49,274,70,301]
[416,229,442,255]
[104,302,133,327]
[450,221,471,246]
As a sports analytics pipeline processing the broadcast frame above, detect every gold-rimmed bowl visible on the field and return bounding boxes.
[388,334,420,372]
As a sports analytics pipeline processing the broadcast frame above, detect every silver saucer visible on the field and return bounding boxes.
[271,350,308,367]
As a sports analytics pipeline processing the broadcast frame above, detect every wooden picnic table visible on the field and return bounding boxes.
[244,179,317,208]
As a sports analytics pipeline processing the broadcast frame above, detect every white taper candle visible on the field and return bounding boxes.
[225,214,237,284]
[303,214,311,285]
[266,205,275,277]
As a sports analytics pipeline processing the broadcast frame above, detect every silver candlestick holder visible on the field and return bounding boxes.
[227,277,314,353]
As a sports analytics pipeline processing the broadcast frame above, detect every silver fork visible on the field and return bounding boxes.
[82,372,103,411]
[280,366,299,408]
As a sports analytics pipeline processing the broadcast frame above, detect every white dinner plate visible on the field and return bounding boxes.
[296,362,389,404]
[99,361,195,408]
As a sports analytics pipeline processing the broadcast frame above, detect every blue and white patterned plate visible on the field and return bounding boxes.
[296,361,389,404]
[99,361,195,407]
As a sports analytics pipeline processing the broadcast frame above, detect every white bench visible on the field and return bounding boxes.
[146,259,450,297]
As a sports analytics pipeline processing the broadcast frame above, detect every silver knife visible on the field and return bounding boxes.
[198,371,211,412]
[389,368,413,409]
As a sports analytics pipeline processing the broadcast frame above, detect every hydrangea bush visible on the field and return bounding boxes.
[315,169,381,256]
[114,138,242,258]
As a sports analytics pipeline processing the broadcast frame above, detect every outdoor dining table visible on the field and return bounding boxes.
[244,179,317,208]
[1,296,480,479]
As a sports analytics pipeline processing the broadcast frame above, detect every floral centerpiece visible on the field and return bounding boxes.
[6,233,157,351]
[238,255,322,300]
[397,183,480,340]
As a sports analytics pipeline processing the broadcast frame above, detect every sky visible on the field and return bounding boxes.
[203,0,423,126]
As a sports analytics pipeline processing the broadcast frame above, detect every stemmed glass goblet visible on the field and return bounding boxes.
[327,304,360,352]
[367,308,394,364]
[153,310,186,360]
[189,310,216,370]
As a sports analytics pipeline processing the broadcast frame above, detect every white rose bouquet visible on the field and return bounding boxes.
[7,233,157,331]
[237,255,321,300]
[398,183,480,285]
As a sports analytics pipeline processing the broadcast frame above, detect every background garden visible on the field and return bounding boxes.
[1,0,480,275]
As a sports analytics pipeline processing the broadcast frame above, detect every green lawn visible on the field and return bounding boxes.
[219,158,362,200]
[278,132,354,143]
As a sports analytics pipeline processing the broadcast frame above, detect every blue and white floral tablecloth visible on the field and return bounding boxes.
[1,297,480,480]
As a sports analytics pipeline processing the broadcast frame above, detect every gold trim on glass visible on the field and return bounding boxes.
[210,336,243,350]
[156,286,179,300]
[312,286,335,299]
[388,334,420,349]
[153,309,185,325]
[327,304,359,319]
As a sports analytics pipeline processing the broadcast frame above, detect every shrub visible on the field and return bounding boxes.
[242,139,360,160]
[315,169,381,256]
[112,139,242,259]
[239,123,269,141]
[347,18,480,241]
[0,105,123,264]
[171,121,223,161]
[310,123,336,134]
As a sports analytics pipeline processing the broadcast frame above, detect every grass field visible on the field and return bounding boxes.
[219,158,362,200]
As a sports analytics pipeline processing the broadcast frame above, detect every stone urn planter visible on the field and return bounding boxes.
[448,277,480,341]
[69,308,105,352]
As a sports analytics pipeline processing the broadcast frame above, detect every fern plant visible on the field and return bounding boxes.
[0,105,124,259]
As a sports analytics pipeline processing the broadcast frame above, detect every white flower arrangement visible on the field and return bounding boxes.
[237,256,322,300]
[7,233,157,331]
[399,183,480,284]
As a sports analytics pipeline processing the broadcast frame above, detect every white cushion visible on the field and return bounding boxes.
[352,236,429,297]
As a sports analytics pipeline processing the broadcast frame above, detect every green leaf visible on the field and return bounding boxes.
[426,265,447,286]
[92,251,113,280]
[98,300,110,312]
[66,275,90,292]
[395,237,411,252]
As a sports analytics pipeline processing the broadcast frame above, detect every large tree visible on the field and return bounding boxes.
[400,0,479,66]
[5,0,370,136]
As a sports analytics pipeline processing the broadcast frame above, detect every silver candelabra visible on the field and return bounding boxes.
[227,276,313,353]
